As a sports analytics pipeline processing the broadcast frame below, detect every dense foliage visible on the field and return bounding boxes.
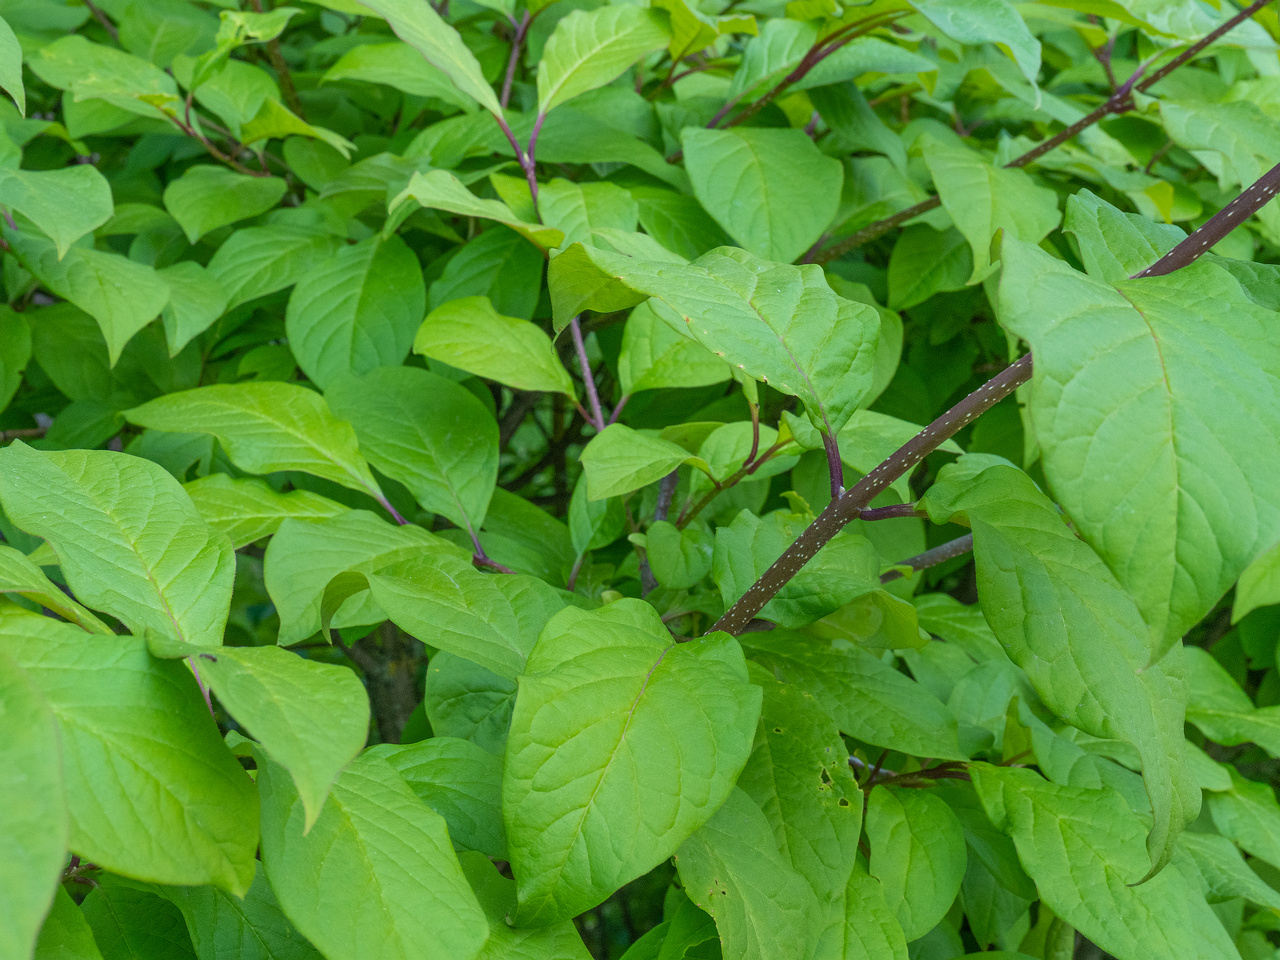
[6,0,1280,958]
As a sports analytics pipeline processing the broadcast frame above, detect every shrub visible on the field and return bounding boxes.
[3,1,1280,958]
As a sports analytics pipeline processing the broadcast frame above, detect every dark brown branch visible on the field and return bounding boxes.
[82,0,119,41]
[1134,160,1280,277]
[859,503,925,522]
[812,0,1276,263]
[880,533,974,584]
[709,357,1031,634]
[0,426,46,442]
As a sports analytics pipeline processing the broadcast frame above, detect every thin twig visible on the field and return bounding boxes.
[570,317,605,431]
[880,533,974,584]
[247,0,306,119]
[501,12,532,109]
[82,0,118,41]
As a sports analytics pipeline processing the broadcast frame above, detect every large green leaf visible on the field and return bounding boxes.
[504,600,761,926]
[258,752,488,960]
[81,881,195,960]
[0,305,28,411]
[459,853,592,960]
[393,170,564,250]
[184,474,347,550]
[0,544,110,633]
[536,6,670,116]
[356,0,502,115]
[326,366,498,534]
[366,552,563,680]
[0,613,258,894]
[0,165,112,258]
[285,235,425,389]
[921,140,1059,283]
[922,458,1198,873]
[1234,539,1280,622]
[682,127,842,264]
[0,649,66,960]
[617,300,730,393]
[972,764,1241,960]
[127,383,386,502]
[865,787,966,941]
[206,224,342,311]
[549,244,879,435]
[369,737,506,859]
[29,35,177,117]
[189,646,368,831]
[578,424,692,500]
[424,651,517,756]
[6,230,169,365]
[743,630,965,760]
[839,866,908,960]
[414,296,574,396]
[263,510,457,645]
[1207,767,1280,872]
[163,863,323,960]
[162,166,286,244]
[999,239,1280,649]
[674,787,812,960]
[158,261,230,357]
[322,42,475,112]
[1184,646,1280,757]
[0,443,234,648]
[33,887,103,960]
[912,0,1040,86]
[0,14,23,115]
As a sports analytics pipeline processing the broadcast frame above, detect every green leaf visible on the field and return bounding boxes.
[158,261,229,357]
[1,615,258,894]
[0,544,110,632]
[743,630,966,760]
[81,881,195,960]
[682,127,843,264]
[370,737,506,859]
[579,424,691,500]
[127,382,387,502]
[887,225,971,310]
[33,887,103,960]
[922,458,1198,873]
[190,645,368,831]
[674,787,812,960]
[1177,830,1280,911]
[0,443,234,648]
[921,139,1060,282]
[1061,189,1183,284]
[326,366,497,533]
[865,787,966,941]
[414,296,575,396]
[737,672,861,911]
[998,239,1280,649]
[367,552,562,680]
[0,165,112,258]
[285,235,425,389]
[1184,646,1280,757]
[538,178,639,247]
[207,223,342,311]
[459,853,592,960]
[322,42,476,113]
[162,167,286,244]
[356,0,502,116]
[264,510,455,645]
[550,244,879,435]
[646,519,714,590]
[0,14,23,115]
[1207,767,1280,872]
[912,0,1040,87]
[504,600,761,926]
[972,764,1241,960]
[0,649,66,960]
[184,474,347,550]
[713,510,880,627]
[617,300,729,394]
[6,230,169,365]
[393,170,564,250]
[0,305,29,412]
[425,651,517,756]
[30,35,178,118]
[536,6,670,116]
[162,863,323,960]
[839,865,908,960]
[1236,540,1280,622]
[258,752,488,960]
